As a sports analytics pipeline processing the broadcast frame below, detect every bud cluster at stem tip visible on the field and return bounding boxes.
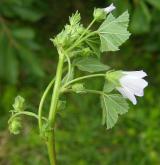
[8,95,25,135]
[9,118,22,135]
[13,95,25,112]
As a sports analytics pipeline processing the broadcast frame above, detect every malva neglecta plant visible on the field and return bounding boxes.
[8,4,148,165]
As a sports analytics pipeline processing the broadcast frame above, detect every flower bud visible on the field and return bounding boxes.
[9,119,22,135]
[72,83,85,93]
[13,95,25,112]
[93,8,106,21]
[81,47,92,57]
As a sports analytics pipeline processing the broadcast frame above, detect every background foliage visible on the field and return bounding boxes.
[0,0,160,164]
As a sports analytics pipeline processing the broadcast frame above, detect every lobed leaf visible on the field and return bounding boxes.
[98,11,130,52]
[101,93,129,129]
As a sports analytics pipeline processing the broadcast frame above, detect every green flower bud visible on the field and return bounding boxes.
[105,71,123,86]
[81,47,92,57]
[72,83,85,93]
[9,118,22,135]
[93,8,106,22]
[13,95,25,112]
[77,26,85,35]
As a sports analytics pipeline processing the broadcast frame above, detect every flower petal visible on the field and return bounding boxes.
[120,76,148,89]
[123,70,147,78]
[104,3,116,13]
[117,87,137,105]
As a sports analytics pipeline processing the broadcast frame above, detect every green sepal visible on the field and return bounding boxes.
[105,70,123,87]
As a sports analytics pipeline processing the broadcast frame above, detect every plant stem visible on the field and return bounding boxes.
[47,48,65,165]
[66,18,96,53]
[64,53,71,83]
[47,131,57,165]
[8,111,47,123]
[77,18,96,41]
[38,78,55,132]
[66,31,97,53]
[63,73,105,88]
[38,66,68,133]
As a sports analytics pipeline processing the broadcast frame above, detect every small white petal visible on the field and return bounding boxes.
[123,70,147,78]
[117,87,137,105]
[104,3,116,13]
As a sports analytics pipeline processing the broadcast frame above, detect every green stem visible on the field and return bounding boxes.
[38,66,68,134]
[66,31,97,53]
[47,132,56,165]
[38,78,55,132]
[63,88,103,95]
[63,73,105,88]
[67,18,96,52]
[84,89,103,95]
[64,53,71,83]
[8,111,47,123]
[77,18,96,41]
[47,48,65,165]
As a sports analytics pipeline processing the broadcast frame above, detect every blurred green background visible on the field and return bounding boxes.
[0,0,160,164]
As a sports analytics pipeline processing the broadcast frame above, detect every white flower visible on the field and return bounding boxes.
[104,3,116,13]
[116,70,148,105]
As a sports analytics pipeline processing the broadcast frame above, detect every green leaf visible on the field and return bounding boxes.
[0,33,18,84]
[17,46,44,77]
[13,7,44,22]
[12,27,35,40]
[62,67,74,85]
[130,2,151,34]
[103,81,115,93]
[69,11,81,26]
[145,0,160,10]
[85,35,101,58]
[0,33,7,79]
[5,46,19,84]
[98,11,130,52]
[100,94,129,129]
[74,57,110,73]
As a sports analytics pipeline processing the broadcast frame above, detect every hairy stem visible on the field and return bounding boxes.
[47,48,65,165]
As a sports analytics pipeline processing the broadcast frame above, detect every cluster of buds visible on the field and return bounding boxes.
[8,96,25,135]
